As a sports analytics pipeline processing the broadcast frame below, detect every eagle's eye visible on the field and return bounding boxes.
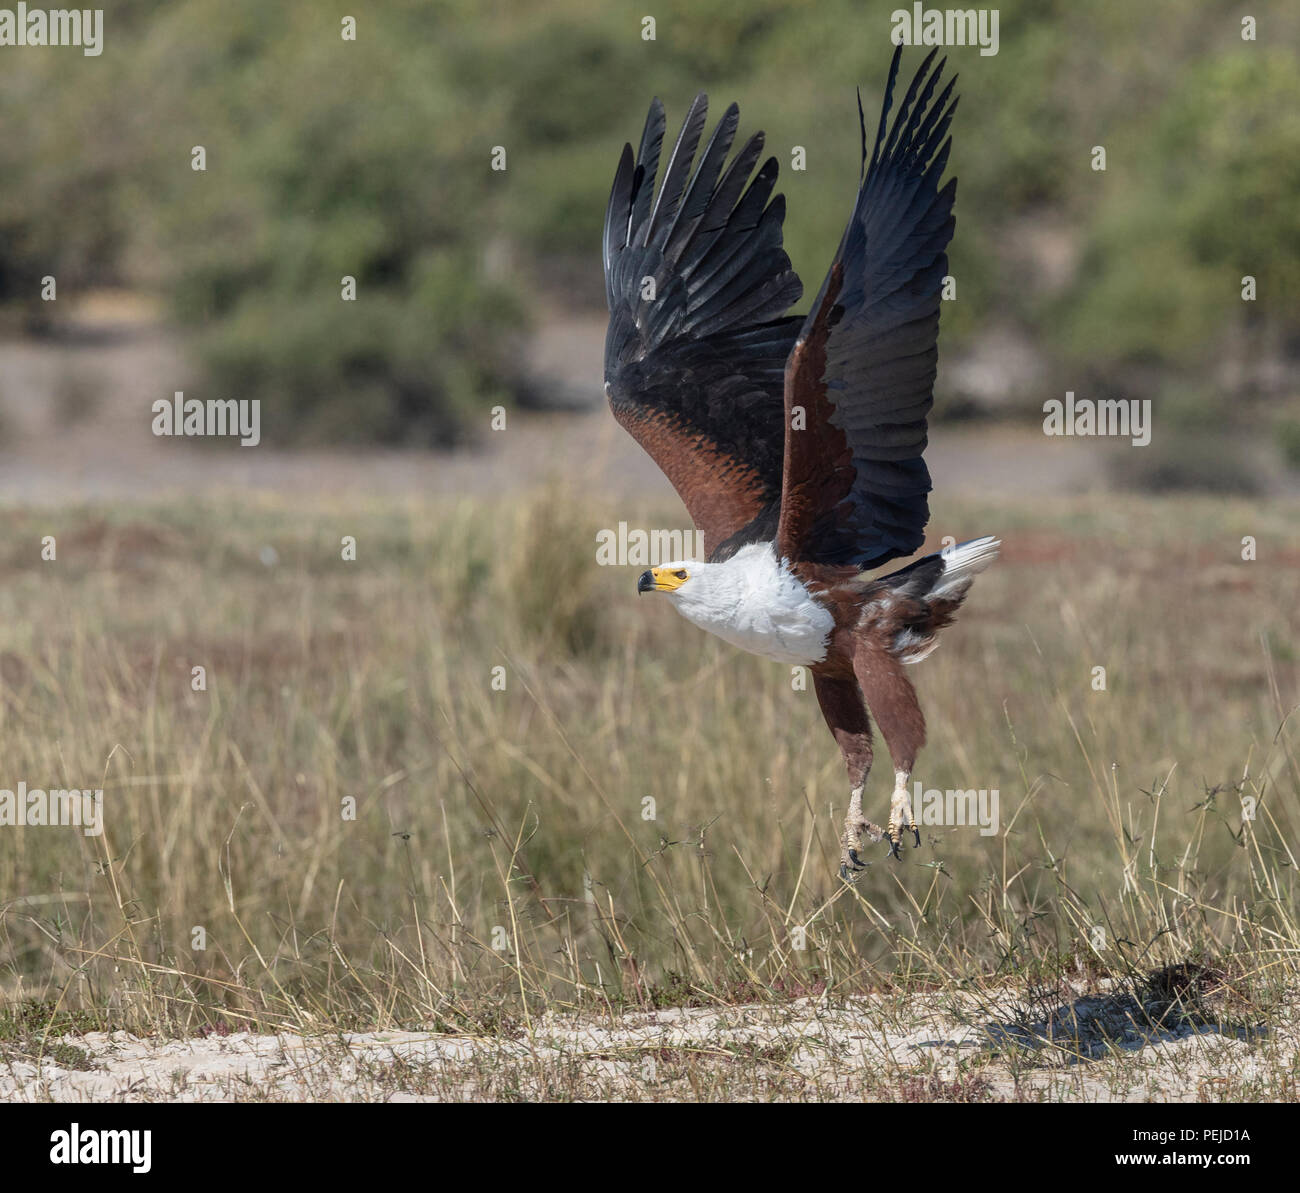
[674,569,688,580]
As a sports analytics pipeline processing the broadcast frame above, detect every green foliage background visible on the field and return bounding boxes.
[0,0,1295,444]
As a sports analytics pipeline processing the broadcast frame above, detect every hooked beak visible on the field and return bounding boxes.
[636,567,688,594]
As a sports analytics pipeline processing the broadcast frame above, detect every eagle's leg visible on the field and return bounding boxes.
[854,647,926,859]
[843,784,887,877]
[813,674,884,880]
[887,769,920,859]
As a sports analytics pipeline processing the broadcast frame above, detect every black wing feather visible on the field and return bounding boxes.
[603,95,804,557]
[630,100,665,245]
[644,93,709,250]
[788,47,959,568]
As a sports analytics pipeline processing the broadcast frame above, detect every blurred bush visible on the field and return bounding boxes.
[140,1,525,445]
[1108,431,1264,495]
[0,0,1295,448]
[1277,420,1300,469]
[0,0,525,445]
[1059,47,1300,371]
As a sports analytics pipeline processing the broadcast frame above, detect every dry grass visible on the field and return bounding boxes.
[0,485,1297,1100]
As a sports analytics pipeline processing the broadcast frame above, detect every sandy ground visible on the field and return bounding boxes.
[2,981,1287,1102]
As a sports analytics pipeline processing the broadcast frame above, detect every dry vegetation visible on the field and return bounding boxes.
[0,486,1297,1100]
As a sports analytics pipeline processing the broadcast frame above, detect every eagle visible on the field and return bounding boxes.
[602,48,998,880]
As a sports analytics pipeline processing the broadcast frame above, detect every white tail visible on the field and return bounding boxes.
[933,535,1000,598]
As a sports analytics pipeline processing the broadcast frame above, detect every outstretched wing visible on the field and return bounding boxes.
[777,48,958,570]
[604,94,804,559]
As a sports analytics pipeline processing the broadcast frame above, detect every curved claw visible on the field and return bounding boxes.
[840,850,869,883]
[911,826,922,849]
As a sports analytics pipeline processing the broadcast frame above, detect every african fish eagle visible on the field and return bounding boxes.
[602,48,998,879]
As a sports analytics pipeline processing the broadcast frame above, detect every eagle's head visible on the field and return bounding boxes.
[637,559,734,631]
[635,559,738,626]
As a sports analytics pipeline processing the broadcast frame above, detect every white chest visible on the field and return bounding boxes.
[668,543,834,666]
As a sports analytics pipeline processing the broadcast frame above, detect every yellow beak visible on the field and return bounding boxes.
[637,567,687,593]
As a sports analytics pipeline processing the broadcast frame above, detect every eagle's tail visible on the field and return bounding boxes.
[876,536,1000,664]
[932,535,1001,598]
